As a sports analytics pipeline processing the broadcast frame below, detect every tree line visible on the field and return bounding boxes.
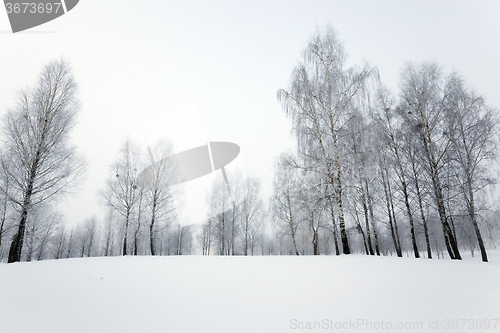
[273,26,500,261]
[1,27,499,263]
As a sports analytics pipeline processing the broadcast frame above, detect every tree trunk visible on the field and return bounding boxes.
[362,190,374,255]
[412,162,432,258]
[177,226,183,255]
[244,218,249,256]
[122,210,130,256]
[8,191,32,263]
[230,203,236,255]
[334,142,350,254]
[389,185,402,257]
[149,191,158,256]
[286,195,299,255]
[134,191,143,256]
[290,228,299,255]
[467,183,488,262]
[149,210,156,256]
[312,229,319,255]
[367,190,380,256]
[9,155,39,263]
[330,208,340,255]
[66,231,73,258]
[401,181,419,258]
[433,173,461,260]
[381,167,402,257]
[0,180,9,255]
[422,132,461,260]
[219,213,225,256]
[359,224,369,255]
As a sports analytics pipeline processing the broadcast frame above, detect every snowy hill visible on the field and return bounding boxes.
[1,252,499,333]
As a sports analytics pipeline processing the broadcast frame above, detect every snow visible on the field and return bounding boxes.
[1,251,499,333]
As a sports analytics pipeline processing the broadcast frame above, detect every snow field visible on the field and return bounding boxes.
[1,251,499,333]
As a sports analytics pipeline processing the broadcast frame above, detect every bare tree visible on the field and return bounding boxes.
[1,59,85,263]
[374,87,420,258]
[102,211,118,256]
[378,150,402,257]
[75,216,99,257]
[23,205,61,261]
[198,218,213,255]
[399,62,462,260]
[65,228,75,258]
[100,139,141,256]
[299,175,326,255]
[52,225,67,259]
[272,156,301,255]
[407,137,433,258]
[278,26,376,255]
[35,211,62,260]
[207,174,231,255]
[446,77,499,262]
[0,156,14,258]
[249,216,266,256]
[172,224,192,255]
[346,109,378,255]
[240,176,263,256]
[133,187,144,255]
[141,142,176,256]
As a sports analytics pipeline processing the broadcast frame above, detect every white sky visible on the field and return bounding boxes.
[1,0,499,227]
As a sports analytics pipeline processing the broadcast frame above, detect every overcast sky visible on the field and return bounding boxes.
[1,0,499,227]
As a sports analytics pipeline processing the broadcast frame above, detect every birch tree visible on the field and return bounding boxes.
[1,59,85,263]
[375,88,420,257]
[272,155,301,255]
[399,62,462,259]
[299,173,326,255]
[278,26,376,254]
[142,142,176,256]
[446,77,498,262]
[100,140,141,256]
[241,176,264,256]
[207,174,231,255]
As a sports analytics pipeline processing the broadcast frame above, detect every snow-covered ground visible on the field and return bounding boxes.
[1,251,499,333]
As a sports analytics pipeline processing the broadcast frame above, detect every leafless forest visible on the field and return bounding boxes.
[1,27,499,263]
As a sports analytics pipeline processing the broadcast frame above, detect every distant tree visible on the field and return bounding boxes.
[35,211,62,260]
[272,155,302,255]
[24,206,61,261]
[240,176,263,256]
[207,174,232,255]
[1,59,85,263]
[249,220,265,256]
[102,212,118,256]
[297,171,327,255]
[132,187,144,256]
[52,225,67,259]
[65,228,75,258]
[172,224,192,255]
[75,216,99,257]
[198,218,213,255]
[100,139,141,256]
[484,209,500,248]
[141,142,176,256]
